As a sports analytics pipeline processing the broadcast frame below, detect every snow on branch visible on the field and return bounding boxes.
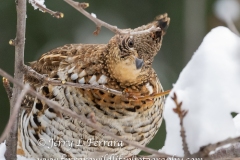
[199,136,240,158]
[28,0,45,9]
[64,0,161,35]
[29,0,64,18]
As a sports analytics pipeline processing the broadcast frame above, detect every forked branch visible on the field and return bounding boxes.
[64,0,119,35]
[5,0,26,159]
[172,92,190,158]
[64,0,161,35]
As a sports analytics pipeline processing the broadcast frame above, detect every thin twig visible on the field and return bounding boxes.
[24,65,123,95]
[64,0,119,34]
[129,25,161,36]
[30,0,64,18]
[127,90,171,101]
[2,77,13,100]
[24,65,169,100]
[0,85,30,143]
[172,92,190,158]
[5,0,26,159]
[0,68,173,158]
[63,0,161,35]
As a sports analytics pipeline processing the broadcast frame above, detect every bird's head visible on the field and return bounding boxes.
[105,14,170,86]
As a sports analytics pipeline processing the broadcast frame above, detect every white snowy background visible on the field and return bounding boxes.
[163,27,240,156]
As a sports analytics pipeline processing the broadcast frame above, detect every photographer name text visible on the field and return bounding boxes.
[38,138,123,149]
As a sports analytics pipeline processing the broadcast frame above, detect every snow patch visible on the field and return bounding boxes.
[163,27,240,156]
[91,13,97,18]
[234,114,240,135]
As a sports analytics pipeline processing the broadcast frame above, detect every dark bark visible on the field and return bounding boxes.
[4,0,26,159]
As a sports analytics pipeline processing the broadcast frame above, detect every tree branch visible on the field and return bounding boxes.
[30,0,64,18]
[64,0,161,35]
[5,0,26,159]
[172,92,191,158]
[2,77,13,100]
[210,143,240,159]
[195,136,240,158]
[23,65,169,100]
[24,65,123,95]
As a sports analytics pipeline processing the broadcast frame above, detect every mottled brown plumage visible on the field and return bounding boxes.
[18,14,170,158]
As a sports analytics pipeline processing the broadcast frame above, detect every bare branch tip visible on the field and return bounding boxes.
[79,3,89,9]
[2,77,7,82]
[173,108,178,114]
[93,26,101,35]
[32,0,63,19]
[55,12,64,19]
[182,110,188,117]
[9,39,16,46]
[171,92,177,100]
[179,101,183,107]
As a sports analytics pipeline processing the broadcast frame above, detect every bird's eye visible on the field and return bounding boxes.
[128,39,134,48]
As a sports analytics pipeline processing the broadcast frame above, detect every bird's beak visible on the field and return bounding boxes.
[135,58,144,70]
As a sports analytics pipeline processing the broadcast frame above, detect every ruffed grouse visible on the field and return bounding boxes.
[18,14,170,158]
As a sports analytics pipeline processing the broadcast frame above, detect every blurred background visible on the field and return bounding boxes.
[0,0,240,153]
